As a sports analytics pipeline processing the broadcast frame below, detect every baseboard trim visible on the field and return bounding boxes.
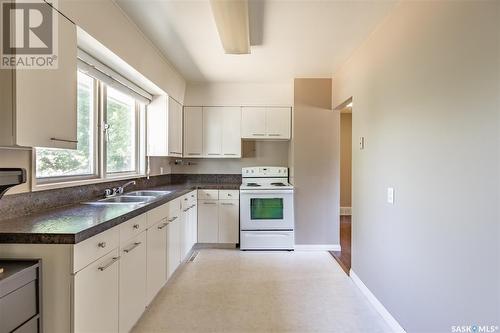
[340,207,352,216]
[350,270,406,333]
[294,244,341,251]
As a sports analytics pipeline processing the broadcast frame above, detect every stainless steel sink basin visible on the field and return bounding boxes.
[83,195,156,205]
[126,190,171,197]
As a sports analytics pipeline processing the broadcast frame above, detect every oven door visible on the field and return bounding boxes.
[240,190,294,230]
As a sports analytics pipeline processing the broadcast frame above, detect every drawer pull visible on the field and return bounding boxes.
[168,216,178,222]
[97,242,107,248]
[221,202,234,206]
[203,201,216,205]
[124,242,142,253]
[188,153,201,155]
[252,133,265,136]
[98,256,120,271]
[50,137,78,143]
[268,134,282,137]
[133,224,140,229]
[190,204,196,208]
[224,153,238,156]
[169,151,182,155]
[157,222,168,229]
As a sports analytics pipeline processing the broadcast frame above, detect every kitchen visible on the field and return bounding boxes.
[0,1,498,333]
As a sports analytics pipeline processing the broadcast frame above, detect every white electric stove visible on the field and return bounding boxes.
[239,167,295,250]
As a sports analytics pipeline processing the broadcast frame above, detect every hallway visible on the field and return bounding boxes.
[132,249,389,333]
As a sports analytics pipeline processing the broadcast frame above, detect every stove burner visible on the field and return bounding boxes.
[271,182,286,187]
[246,183,261,187]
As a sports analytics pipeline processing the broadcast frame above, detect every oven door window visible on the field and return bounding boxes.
[250,198,284,220]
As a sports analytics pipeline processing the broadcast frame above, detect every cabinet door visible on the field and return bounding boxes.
[167,218,181,280]
[183,106,203,157]
[15,8,77,149]
[221,107,241,157]
[202,107,223,157]
[146,220,167,304]
[147,95,168,156]
[197,200,219,243]
[190,200,198,248]
[179,210,190,261]
[73,249,120,333]
[266,107,291,139]
[168,97,183,156]
[241,107,266,139]
[119,232,146,333]
[218,200,239,243]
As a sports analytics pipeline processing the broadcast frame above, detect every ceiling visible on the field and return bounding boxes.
[116,0,396,83]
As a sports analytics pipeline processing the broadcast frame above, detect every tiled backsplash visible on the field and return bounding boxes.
[0,174,241,220]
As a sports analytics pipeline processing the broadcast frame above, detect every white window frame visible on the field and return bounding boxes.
[32,73,147,192]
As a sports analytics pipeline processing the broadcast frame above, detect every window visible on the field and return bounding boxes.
[36,72,96,179]
[35,71,146,185]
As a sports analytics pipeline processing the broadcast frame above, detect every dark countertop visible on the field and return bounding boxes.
[0,183,239,245]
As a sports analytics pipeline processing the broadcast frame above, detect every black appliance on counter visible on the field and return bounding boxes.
[0,168,26,199]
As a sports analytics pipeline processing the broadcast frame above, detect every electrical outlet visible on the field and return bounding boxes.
[160,167,164,175]
[387,187,394,204]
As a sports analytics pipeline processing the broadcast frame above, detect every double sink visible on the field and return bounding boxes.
[83,190,172,205]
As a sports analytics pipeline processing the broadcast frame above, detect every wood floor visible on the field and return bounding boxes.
[330,215,351,274]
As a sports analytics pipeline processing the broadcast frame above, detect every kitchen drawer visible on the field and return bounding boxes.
[181,194,191,211]
[198,189,218,200]
[0,281,37,333]
[147,202,170,228]
[219,190,239,200]
[12,316,39,333]
[120,213,147,245]
[73,226,119,273]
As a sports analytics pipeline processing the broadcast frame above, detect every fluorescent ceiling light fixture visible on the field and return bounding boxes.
[210,0,250,54]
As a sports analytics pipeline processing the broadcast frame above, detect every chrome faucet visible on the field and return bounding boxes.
[104,180,137,198]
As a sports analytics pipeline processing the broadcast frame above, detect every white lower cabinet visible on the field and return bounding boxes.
[73,248,120,333]
[218,200,239,243]
[198,200,219,243]
[198,190,239,244]
[167,217,181,280]
[119,232,147,333]
[146,219,168,304]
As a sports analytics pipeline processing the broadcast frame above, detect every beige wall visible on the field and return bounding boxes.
[333,1,499,331]
[58,0,186,102]
[291,78,339,246]
[340,112,352,207]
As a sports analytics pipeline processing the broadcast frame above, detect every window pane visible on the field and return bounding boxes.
[106,87,136,173]
[36,72,94,178]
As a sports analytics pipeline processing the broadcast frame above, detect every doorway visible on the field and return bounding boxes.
[331,100,352,274]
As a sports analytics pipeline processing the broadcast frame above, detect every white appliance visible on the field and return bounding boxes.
[240,167,294,250]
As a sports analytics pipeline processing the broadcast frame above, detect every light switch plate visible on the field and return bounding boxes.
[359,137,365,150]
[387,187,394,204]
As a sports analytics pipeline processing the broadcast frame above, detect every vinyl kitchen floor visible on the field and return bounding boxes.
[132,249,391,333]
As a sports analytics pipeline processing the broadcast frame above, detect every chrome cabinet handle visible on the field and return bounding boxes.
[224,153,238,156]
[157,222,168,229]
[190,204,196,208]
[98,242,107,248]
[207,153,221,156]
[188,153,201,155]
[221,202,234,206]
[98,256,120,271]
[168,216,178,222]
[169,151,182,155]
[123,242,142,253]
[252,133,265,136]
[133,224,140,229]
[50,137,78,143]
[268,134,281,137]
[203,202,216,205]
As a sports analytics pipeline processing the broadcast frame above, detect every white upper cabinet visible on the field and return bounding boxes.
[0,6,77,149]
[202,107,223,157]
[266,107,291,139]
[202,106,241,158]
[183,106,203,157]
[241,107,266,139]
[147,95,183,157]
[241,107,291,140]
[221,107,241,157]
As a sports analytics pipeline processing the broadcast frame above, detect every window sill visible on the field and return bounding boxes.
[32,174,146,192]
